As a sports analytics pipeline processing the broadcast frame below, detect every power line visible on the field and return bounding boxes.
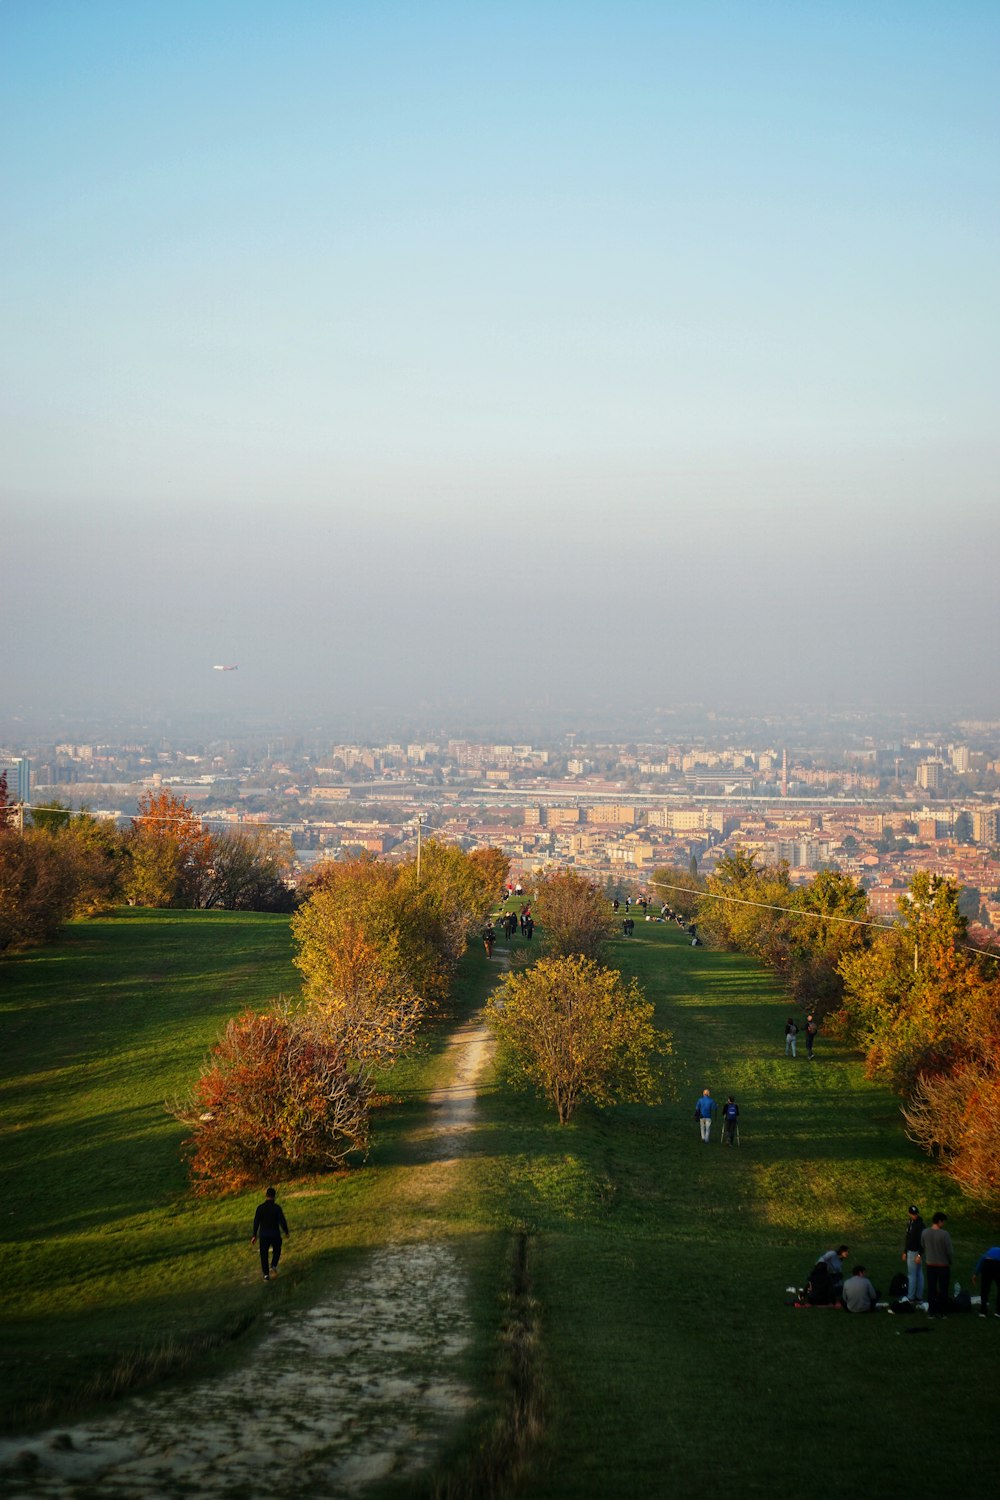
[646,876,1000,964]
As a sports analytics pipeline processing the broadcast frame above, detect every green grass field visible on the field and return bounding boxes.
[3,911,998,1497]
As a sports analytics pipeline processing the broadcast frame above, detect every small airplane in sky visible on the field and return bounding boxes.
[213,664,239,672]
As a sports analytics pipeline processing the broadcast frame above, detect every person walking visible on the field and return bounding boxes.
[805,1014,818,1060]
[784,1018,798,1057]
[971,1245,1000,1318]
[694,1089,717,1144]
[251,1186,289,1282]
[483,923,495,958]
[902,1205,925,1304]
[921,1212,953,1318]
[721,1095,740,1145]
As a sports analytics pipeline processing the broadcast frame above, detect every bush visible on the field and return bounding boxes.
[902,1059,1000,1210]
[485,955,669,1124]
[174,1007,371,1195]
[0,827,79,951]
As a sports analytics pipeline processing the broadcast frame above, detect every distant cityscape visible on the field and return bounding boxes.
[5,712,1000,934]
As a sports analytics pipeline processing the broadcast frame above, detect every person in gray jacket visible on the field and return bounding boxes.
[842,1265,878,1313]
[921,1212,953,1318]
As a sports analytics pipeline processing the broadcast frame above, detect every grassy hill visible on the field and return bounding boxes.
[2,910,997,1497]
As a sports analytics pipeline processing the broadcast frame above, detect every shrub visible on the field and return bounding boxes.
[174,1007,370,1195]
[485,955,669,1124]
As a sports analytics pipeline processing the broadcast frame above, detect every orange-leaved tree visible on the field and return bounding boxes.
[173,1007,370,1195]
[125,789,214,907]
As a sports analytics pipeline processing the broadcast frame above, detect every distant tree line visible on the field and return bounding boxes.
[0,785,296,953]
[686,848,1000,1210]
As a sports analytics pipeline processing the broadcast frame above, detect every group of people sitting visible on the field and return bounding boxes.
[800,1246,878,1312]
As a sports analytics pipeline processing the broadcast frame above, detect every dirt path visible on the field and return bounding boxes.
[0,1009,498,1499]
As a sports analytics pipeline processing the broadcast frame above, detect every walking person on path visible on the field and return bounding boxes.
[784,1018,798,1057]
[971,1245,1000,1318]
[721,1095,740,1145]
[694,1089,717,1144]
[921,1212,953,1318]
[902,1205,925,1304]
[805,1014,818,1060]
[251,1186,290,1282]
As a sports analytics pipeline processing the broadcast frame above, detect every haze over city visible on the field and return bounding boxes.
[3,1,998,734]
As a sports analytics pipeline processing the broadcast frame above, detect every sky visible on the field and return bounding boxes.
[2,0,998,733]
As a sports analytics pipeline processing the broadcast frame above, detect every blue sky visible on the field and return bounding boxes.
[2,1,998,725]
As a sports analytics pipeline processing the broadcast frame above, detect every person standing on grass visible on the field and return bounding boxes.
[722,1095,740,1145]
[784,1017,798,1057]
[921,1212,953,1318]
[694,1089,717,1144]
[805,1014,818,1060]
[902,1205,925,1304]
[971,1246,1000,1318]
[251,1187,289,1282]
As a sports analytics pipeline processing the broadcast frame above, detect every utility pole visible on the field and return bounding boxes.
[415,814,424,886]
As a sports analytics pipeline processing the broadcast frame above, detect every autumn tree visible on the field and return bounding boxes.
[395,839,507,968]
[836,874,997,1092]
[293,856,450,1013]
[0,827,79,951]
[485,955,670,1123]
[61,811,127,915]
[0,771,13,828]
[124,789,214,907]
[172,1006,370,1195]
[903,1056,1000,1211]
[783,869,871,1015]
[529,869,617,961]
[697,849,794,967]
[650,864,705,921]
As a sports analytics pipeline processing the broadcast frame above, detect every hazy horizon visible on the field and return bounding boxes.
[3,2,998,727]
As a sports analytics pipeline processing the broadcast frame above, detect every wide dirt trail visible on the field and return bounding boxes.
[0,1005,498,1499]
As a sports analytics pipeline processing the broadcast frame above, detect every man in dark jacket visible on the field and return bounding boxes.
[902,1205,925,1304]
[251,1187,290,1281]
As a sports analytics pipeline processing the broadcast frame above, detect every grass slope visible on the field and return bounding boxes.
[4,910,998,1499]
[463,920,1000,1499]
[0,909,499,1433]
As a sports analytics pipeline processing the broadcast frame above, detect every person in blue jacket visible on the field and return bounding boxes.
[721,1095,740,1145]
[971,1246,1000,1318]
[694,1089,717,1143]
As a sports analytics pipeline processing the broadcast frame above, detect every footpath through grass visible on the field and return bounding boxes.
[0,908,500,1434]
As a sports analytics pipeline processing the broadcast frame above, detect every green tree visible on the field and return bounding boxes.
[697,849,794,964]
[485,955,670,1124]
[29,800,72,833]
[650,864,705,921]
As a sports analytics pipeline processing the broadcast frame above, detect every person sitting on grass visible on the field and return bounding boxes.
[842,1265,878,1313]
[805,1246,849,1305]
